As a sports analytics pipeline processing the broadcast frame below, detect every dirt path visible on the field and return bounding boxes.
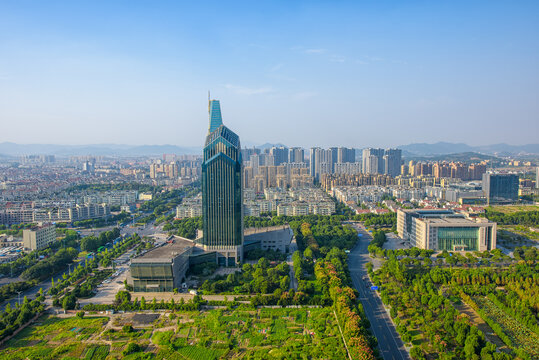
[454,301,510,352]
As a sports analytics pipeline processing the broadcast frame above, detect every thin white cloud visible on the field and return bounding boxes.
[305,48,327,54]
[224,84,274,95]
[330,55,346,63]
[293,91,318,100]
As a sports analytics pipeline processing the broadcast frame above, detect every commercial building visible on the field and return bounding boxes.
[202,99,244,266]
[0,234,23,248]
[129,238,194,292]
[244,226,293,253]
[482,173,519,205]
[397,209,496,252]
[22,223,56,250]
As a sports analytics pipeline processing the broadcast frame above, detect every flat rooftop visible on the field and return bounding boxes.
[423,217,491,226]
[131,237,194,263]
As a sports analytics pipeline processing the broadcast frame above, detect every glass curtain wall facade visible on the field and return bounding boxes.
[202,100,243,265]
[482,173,519,204]
[437,227,480,251]
[208,100,223,133]
[131,263,174,292]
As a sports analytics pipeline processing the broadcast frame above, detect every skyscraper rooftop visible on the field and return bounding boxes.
[208,99,223,133]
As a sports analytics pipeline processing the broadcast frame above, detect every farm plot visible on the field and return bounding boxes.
[0,316,108,359]
[474,296,539,359]
[0,307,348,359]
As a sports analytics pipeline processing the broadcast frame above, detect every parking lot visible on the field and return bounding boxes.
[383,232,410,250]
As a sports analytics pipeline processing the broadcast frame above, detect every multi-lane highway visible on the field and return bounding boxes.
[348,223,410,360]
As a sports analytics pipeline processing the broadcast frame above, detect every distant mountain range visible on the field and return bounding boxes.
[0,141,538,157]
[398,142,539,157]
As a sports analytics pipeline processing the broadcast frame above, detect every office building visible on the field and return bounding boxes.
[23,223,56,250]
[482,173,519,205]
[129,238,194,292]
[397,209,496,251]
[202,99,244,266]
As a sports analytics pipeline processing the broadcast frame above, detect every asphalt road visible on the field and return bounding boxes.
[348,223,410,360]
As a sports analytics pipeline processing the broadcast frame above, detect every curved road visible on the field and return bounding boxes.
[348,223,410,360]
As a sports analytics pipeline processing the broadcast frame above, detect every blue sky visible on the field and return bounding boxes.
[0,0,538,148]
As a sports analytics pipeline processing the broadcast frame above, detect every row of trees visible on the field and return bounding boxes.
[53,233,143,310]
[371,254,532,359]
[314,249,377,360]
[80,228,121,252]
[73,211,130,228]
[20,247,78,282]
[0,295,44,342]
[64,183,157,193]
[83,292,203,312]
[486,209,539,227]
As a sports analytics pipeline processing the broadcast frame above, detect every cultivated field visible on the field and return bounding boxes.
[0,307,348,359]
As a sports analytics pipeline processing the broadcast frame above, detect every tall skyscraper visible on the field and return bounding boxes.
[383,148,402,177]
[202,99,243,266]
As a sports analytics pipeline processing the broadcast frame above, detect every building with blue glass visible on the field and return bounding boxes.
[202,100,243,266]
[482,173,519,205]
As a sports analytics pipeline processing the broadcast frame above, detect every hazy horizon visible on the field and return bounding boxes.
[1,1,538,148]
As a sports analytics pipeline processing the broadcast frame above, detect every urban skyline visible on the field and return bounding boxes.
[1,1,539,147]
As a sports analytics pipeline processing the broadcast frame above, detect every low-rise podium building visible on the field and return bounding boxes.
[129,238,194,292]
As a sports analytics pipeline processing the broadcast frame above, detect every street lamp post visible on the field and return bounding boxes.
[17,291,22,306]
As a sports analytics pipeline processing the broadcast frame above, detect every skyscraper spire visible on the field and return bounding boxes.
[202,100,243,266]
[208,99,223,134]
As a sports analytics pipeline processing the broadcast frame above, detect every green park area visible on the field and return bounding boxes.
[486,205,539,214]
[0,307,348,359]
